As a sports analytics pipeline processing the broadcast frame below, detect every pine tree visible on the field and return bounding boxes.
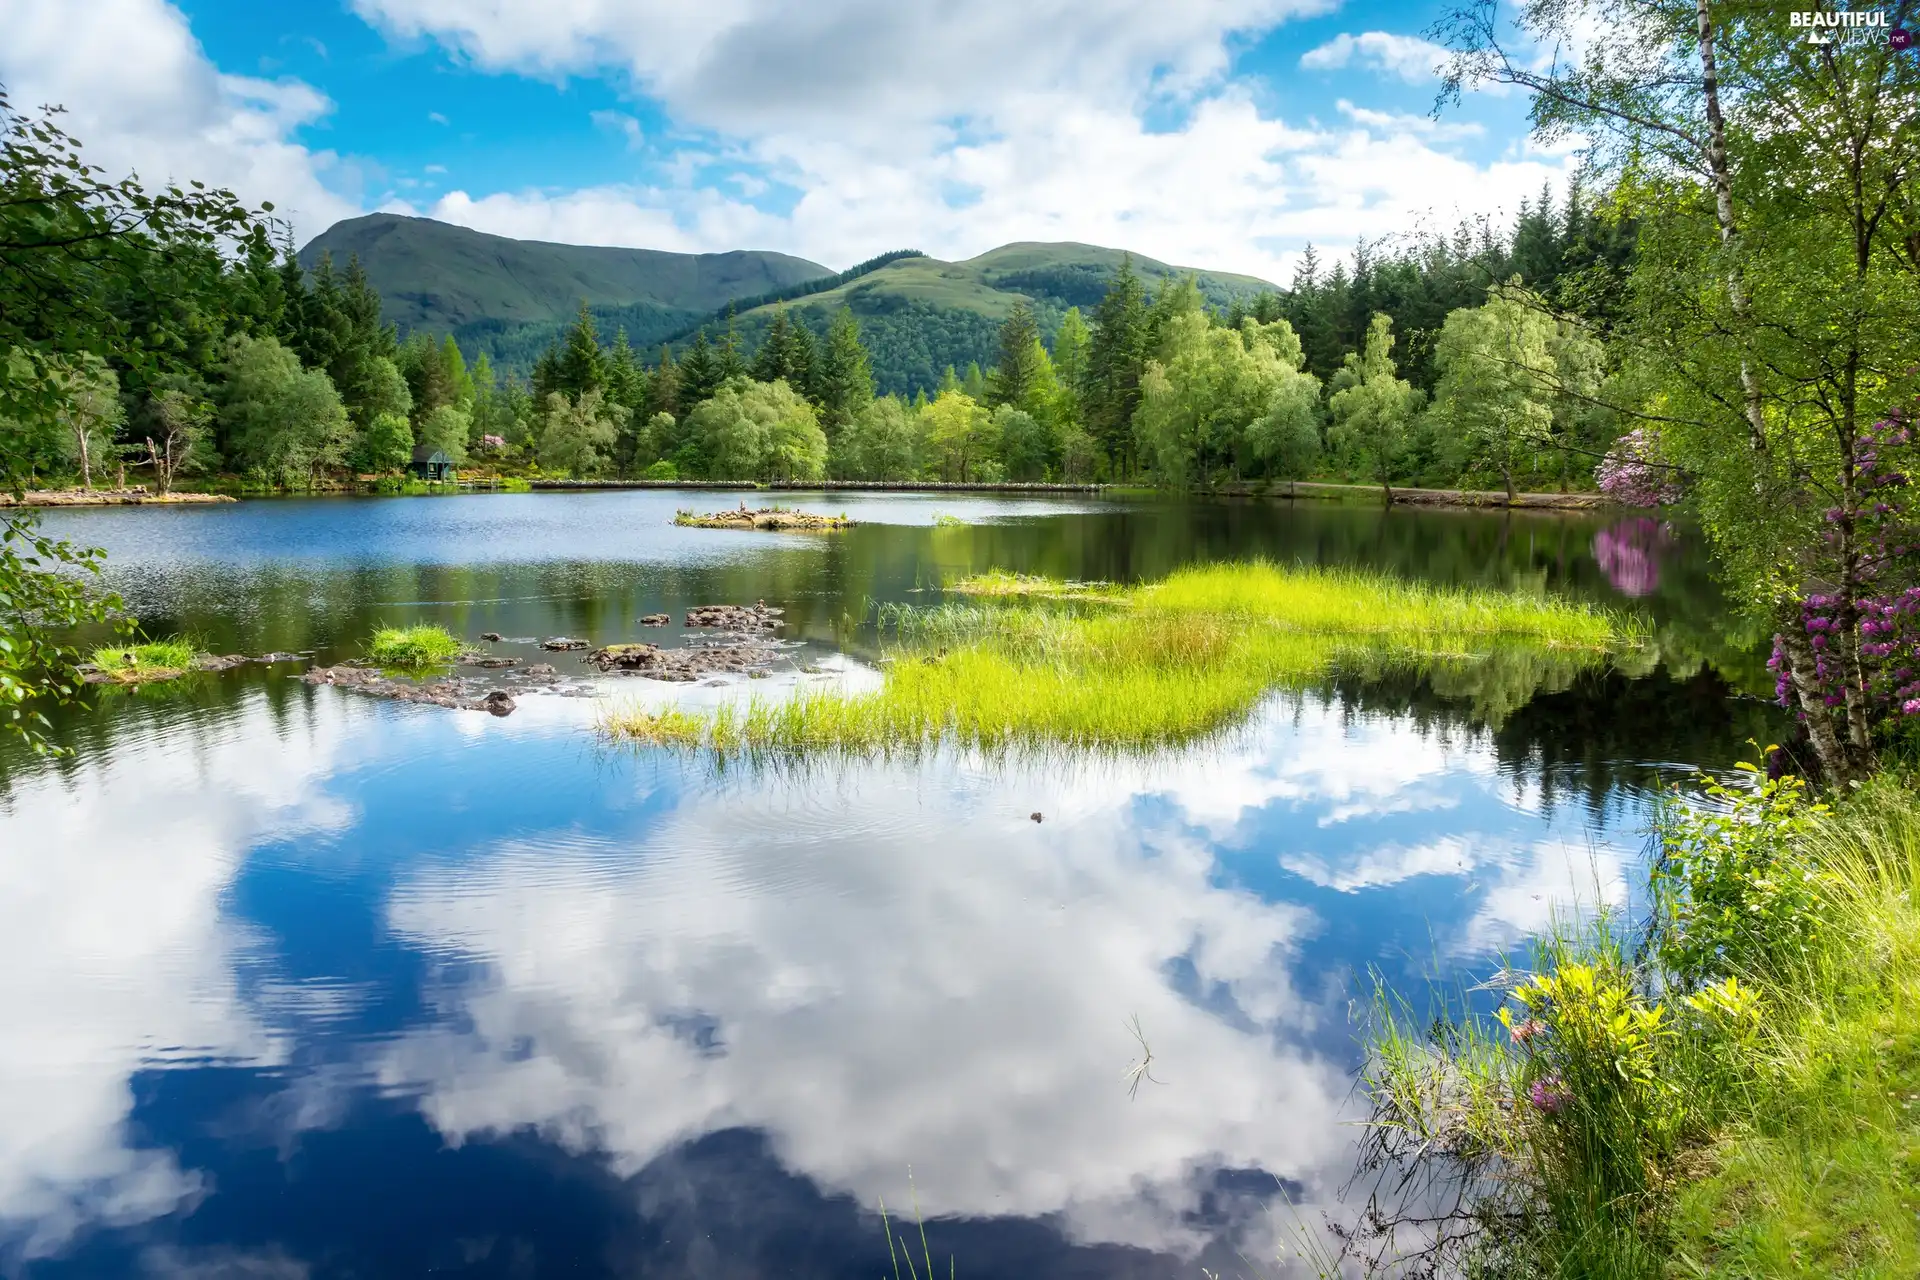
[961,361,988,402]
[645,345,681,420]
[813,306,873,434]
[557,302,606,399]
[531,342,563,402]
[1085,254,1149,469]
[606,327,642,408]
[275,248,308,349]
[989,302,1042,407]
[678,330,725,406]
[441,334,474,408]
[295,251,346,375]
[752,309,797,383]
[715,309,747,385]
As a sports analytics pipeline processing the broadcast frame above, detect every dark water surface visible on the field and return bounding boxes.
[2,492,1776,1278]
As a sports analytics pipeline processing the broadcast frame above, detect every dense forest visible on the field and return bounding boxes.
[0,146,1640,497]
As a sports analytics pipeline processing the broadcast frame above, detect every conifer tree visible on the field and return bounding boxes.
[813,306,873,434]
[645,345,681,420]
[605,328,642,408]
[557,302,606,399]
[1086,254,1149,471]
[988,302,1042,408]
[678,330,725,406]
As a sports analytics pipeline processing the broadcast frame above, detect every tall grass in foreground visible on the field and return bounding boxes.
[600,561,1631,756]
[1349,769,1920,1279]
[365,623,465,668]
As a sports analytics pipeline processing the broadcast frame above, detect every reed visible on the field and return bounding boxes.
[602,560,1631,754]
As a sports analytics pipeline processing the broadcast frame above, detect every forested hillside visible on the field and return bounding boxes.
[419,236,1279,396]
[298,213,828,337]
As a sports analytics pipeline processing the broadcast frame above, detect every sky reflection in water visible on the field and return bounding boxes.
[0,494,1751,1276]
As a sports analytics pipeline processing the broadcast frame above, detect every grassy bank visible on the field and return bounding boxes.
[1354,768,1920,1278]
[601,561,1630,755]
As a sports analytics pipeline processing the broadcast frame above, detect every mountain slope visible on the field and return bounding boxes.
[706,242,1278,395]
[299,213,830,334]
[304,217,1283,396]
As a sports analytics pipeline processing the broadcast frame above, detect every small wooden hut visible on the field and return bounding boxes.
[409,446,455,483]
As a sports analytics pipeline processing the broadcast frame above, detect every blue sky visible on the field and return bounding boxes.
[0,0,1573,282]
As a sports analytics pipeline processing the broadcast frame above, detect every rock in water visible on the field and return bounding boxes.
[639,613,670,626]
[683,603,784,633]
[540,637,590,651]
[482,690,516,717]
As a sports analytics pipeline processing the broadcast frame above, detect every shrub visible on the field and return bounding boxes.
[1651,766,1830,987]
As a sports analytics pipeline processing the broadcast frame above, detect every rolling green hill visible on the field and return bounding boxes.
[304,216,1281,397]
[298,212,829,335]
[703,242,1277,394]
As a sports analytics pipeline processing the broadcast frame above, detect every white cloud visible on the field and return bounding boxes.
[589,108,643,150]
[353,0,1337,142]
[0,0,360,243]
[1300,31,1449,82]
[1337,99,1484,141]
[352,0,1570,277]
[421,91,1575,282]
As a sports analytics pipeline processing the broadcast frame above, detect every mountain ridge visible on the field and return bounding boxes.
[302,214,1281,395]
[299,213,831,333]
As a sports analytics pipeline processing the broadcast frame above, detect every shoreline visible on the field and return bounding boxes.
[531,478,1617,508]
[11,480,1624,512]
[1,489,236,507]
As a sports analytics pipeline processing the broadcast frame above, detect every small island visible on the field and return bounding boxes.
[674,505,855,532]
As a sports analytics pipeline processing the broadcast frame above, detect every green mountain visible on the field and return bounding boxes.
[304,216,1281,397]
[706,242,1278,395]
[298,212,830,337]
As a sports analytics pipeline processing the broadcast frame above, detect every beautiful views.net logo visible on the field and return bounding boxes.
[1789,9,1912,47]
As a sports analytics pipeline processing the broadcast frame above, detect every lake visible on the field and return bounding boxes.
[0,491,1779,1277]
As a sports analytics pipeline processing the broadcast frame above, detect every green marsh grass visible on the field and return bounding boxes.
[365,623,465,668]
[1354,771,1920,1279]
[601,560,1631,756]
[88,637,201,681]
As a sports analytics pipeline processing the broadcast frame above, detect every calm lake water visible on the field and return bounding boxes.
[1,492,1780,1277]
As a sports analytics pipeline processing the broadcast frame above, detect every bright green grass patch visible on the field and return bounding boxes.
[88,638,200,681]
[365,624,465,668]
[601,560,1630,755]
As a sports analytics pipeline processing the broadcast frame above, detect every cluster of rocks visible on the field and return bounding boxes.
[674,506,855,532]
[585,639,782,682]
[162,602,798,714]
[301,664,541,715]
[684,603,783,633]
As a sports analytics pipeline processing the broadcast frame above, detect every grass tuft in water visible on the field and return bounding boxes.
[601,560,1633,756]
[365,624,465,668]
[88,637,200,681]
